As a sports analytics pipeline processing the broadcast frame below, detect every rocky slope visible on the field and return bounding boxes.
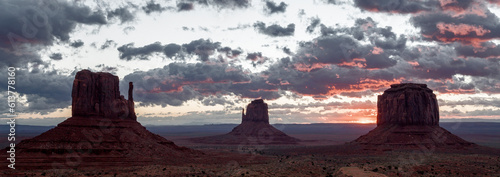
[189,99,299,145]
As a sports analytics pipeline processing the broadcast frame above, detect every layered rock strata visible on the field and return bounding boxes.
[353,83,475,150]
[377,83,438,126]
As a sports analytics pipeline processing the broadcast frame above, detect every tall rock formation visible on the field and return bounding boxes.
[3,70,198,169]
[242,99,269,124]
[71,70,136,120]
[190,99,299,145]
[353,83,475,150]
[377,83,438,126]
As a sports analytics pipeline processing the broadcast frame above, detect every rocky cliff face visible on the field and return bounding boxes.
[71,70,136,120]
[242,99,269,124]
[353,83,474,150]
[377,83,439,126]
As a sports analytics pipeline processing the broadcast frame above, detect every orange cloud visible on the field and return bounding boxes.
[371,47,384,55]
[294,63,331,72]
[436,23,490,36]
[337,58,366,68]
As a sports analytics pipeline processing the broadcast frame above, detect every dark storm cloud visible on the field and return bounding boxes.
[246,52,267,67]
[117,42,164,60]
[319,17,407,52]
[0,69,73,114]
[405,46,500,80]
[121,63,279,106]
[182,0,250,9]
[260,57,374,96]
[414,78,477,94]
[246,52,263,61]
[440,0,474,10]
[263,20,496,96]
[0,0,107,48]
[0,49,42,68]
[0,0,109,114]
[183,39,221,61]
[296,35,365,64]
[107,7,135,23]
[219,47,242,58]
[70,40,84,48]
[178,2,194,11]
[468,77,500,94]
[117,39,225,61]
[163,44,182,58]
[208,0,250,9]
[410,9,500,44]
[231,49,242,57]
[49,53,63,60]
[265,1,287,14]
[282,47,292,55]
[354,0,436,13]
[373,35,407,51]
[295,35,397,69]
[118,38,499,106]
[455,42,500,58]
[320,24,337,36]
[142,0,166,14]
[254,22,295,37]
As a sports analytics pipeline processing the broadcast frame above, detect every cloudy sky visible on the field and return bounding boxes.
[1,0,500,125]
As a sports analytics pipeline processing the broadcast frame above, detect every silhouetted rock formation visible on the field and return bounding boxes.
[189,99,299,145]
[72,70,136,120]
[353,83,475,150]
[3,70,198,169]
[242,99,269,124]
[377,83,438,126]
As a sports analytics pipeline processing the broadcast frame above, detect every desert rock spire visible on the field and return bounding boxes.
[190,99,299,144]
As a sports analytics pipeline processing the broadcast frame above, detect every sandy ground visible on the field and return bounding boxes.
[2,145,499,177]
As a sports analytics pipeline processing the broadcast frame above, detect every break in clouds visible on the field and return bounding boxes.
[1,0,499,121]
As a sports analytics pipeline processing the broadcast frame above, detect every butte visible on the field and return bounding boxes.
[2,70,199,169]
[189,99,300,145]
[352,83,475,150]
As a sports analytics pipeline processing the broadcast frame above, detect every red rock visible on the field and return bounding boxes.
[128,82,137,120]
[2,70,199,169]
[72,70,136,120]
[190,99,299,144]
[353,83,475,150]
[242,99,269,124]
[377,83,438,126]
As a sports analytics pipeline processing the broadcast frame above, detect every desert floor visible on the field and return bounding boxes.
[1,122,499,176]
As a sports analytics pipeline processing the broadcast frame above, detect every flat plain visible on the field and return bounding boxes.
[1,122,499,176]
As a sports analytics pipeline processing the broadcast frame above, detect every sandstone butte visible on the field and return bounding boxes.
[2,70,199,169]
[352,83,475,150]
[189,99,300,145]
